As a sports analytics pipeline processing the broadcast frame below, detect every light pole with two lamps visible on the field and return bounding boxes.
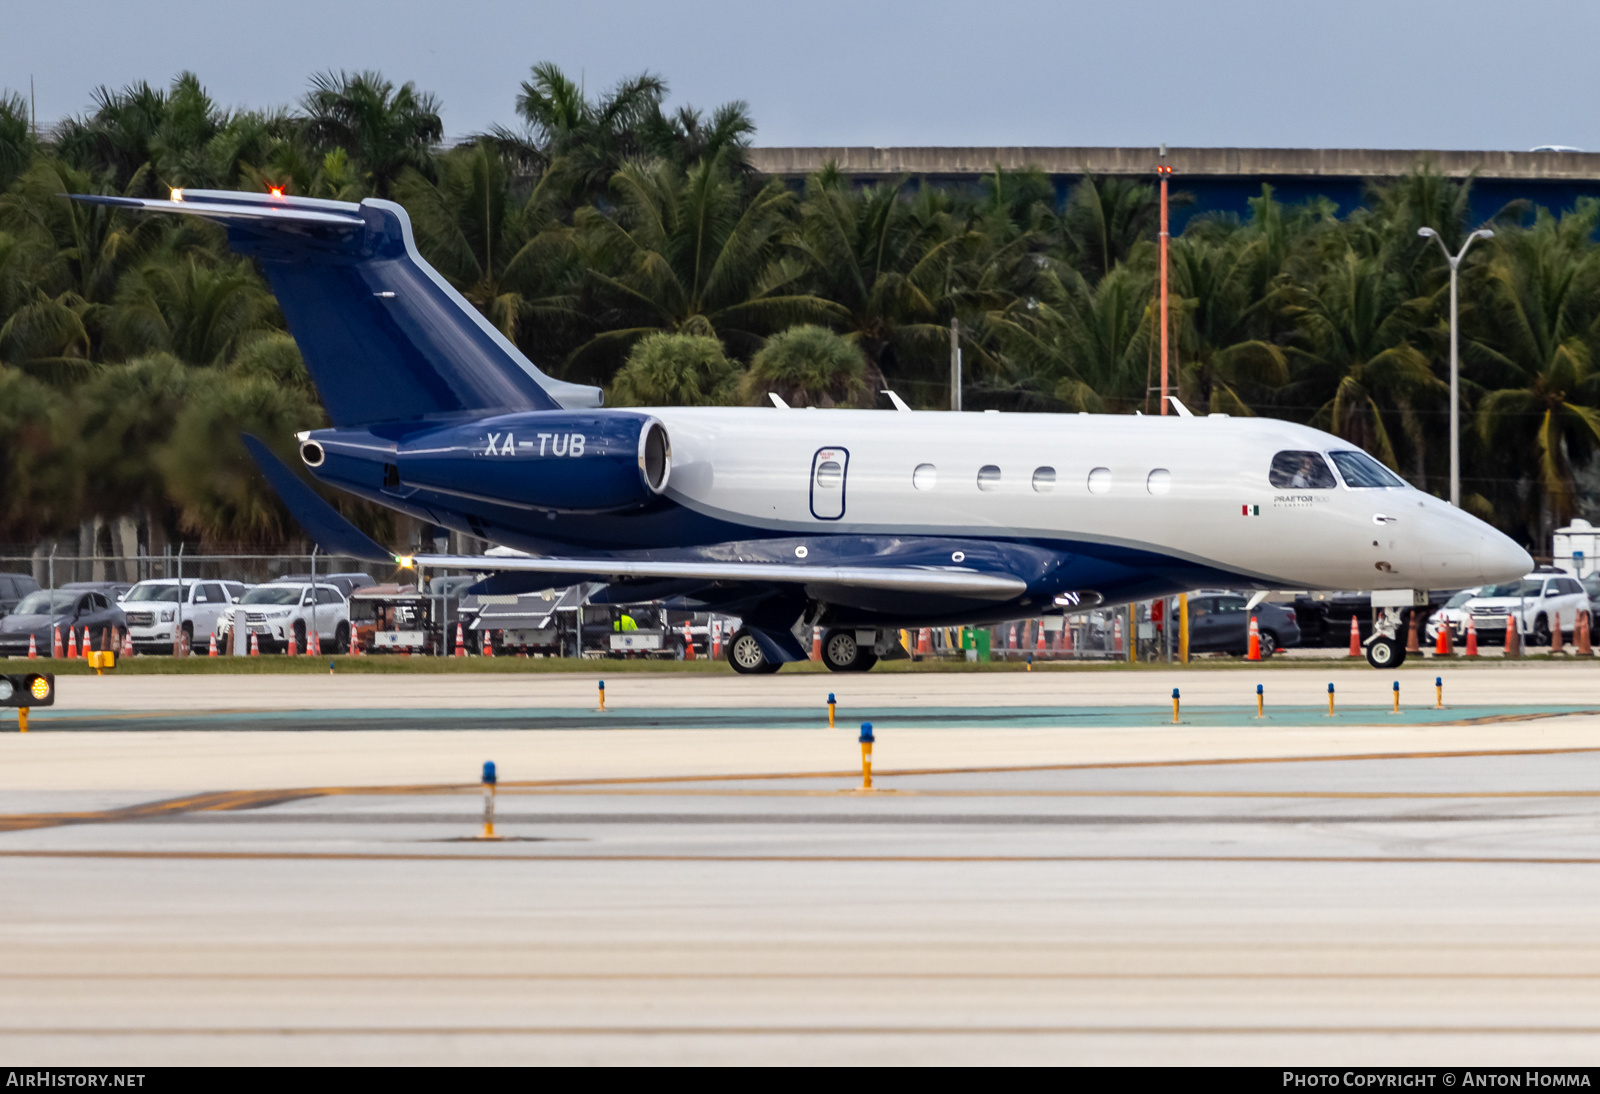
[1417,225,1494,507]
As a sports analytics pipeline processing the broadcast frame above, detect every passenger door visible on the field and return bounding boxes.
[809,447,849,521]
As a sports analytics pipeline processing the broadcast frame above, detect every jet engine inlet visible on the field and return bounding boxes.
[640,421,670,493]
[300,441,325,467]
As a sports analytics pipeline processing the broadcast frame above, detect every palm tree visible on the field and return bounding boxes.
[1168,233,1287,414]
[1059,175,1169,284]
[571,151,835,380]
[1470,202,1600,538]
[301,71,442,197]
[0,91,35,192]
[1280,248,1443,470]
[502,63,666,206]
[739,325,869,407]
[393,140,580,355]
[109,256,278,366]
[610,332,740,405]
[0,365,72,541]
[792,169,971,395]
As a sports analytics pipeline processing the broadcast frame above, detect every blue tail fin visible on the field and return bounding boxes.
[75,190,600,426]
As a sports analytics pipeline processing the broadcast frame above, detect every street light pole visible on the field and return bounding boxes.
[1418,226,1494,508]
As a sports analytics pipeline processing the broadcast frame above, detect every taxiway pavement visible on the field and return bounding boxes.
[3,663,1600,1064]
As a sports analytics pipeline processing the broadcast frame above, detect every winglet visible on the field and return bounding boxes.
[241,434,394,563]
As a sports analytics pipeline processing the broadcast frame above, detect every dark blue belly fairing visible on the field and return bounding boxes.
[315,452,1260,623]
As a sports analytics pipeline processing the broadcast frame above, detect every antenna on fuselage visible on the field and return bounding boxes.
[767,393,790,409]
[881,390,912,412]
[1166,395,1194,418]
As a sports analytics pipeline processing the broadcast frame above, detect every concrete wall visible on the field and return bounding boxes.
[748,146,1600,181]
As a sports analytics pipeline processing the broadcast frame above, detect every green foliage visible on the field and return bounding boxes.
[4,68,1600,552]
[610,332,740,406]
[742,325,868,408]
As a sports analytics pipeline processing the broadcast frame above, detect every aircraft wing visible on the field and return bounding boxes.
[403,553,1026,600]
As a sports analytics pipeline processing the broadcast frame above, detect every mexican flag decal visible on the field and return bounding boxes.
[1241,504,1259,516]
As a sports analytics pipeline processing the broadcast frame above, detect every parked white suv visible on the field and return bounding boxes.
[121,579,246,654]
[218,582,350,654]
[1465,568,1590,646]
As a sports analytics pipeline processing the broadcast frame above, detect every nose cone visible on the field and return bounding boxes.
[1479,530,1533,584]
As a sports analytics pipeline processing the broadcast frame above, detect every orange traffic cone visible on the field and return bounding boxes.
[27,633,37,659]
[1406,613,1421,654]
[1579,611,1593,657]
[1247,616,1262,661]
[683,622,696,660]
[483,628,495,657]
[249,632,260,657]
[66,627,77,659]
[287,628,298,657]
[1348,615,1361,656]
[208,632,218,657]
[1504,621,1519,659]
[1465,616,1479,657]
[52,626,63,659]
[121,629,133,657]
[1435,619,1450,656]
[1035,622,1046,652]
[812,627,821,661]
[1552,612,1565,654]
[918,628,933,656]
[1113,615,1124,654]
[1008,623,1018,649]
[711,622,722,661]
[309,627,321,657]
[1061,619,1074,652]
[351,630,364,657]
[454,623,466,657]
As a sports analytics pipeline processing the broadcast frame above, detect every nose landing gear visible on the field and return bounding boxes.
[1364,606,1407,669]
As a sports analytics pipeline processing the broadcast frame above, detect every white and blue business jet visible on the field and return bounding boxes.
[76,189,1532,672]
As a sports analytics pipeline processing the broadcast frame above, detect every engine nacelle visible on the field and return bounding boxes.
[308,411,671,513]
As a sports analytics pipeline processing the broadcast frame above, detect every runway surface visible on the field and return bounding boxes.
[4,664,1600,1064]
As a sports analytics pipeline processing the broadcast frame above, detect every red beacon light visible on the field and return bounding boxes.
[269,186,284,197]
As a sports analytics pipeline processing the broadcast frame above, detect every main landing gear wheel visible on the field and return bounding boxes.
[1365,635,1405,669]
[727,628,782,675]
[821,628,879,673]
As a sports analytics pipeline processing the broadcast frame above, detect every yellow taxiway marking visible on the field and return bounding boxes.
[4,849,1600,865]
[7,742,1600,833]
[6,971,1600,981]
[4,1024,1600,1037]
[501,787,1600,799]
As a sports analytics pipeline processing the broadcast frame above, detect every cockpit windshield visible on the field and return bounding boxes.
[1328,450,1407,489]
[1269,451,1337,489]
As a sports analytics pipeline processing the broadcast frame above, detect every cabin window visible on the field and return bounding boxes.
[1032,467,1056,492]
[1087,467,1111,495]
[1147,469,1171,495]
[1327,450,1406,489]
[913,463,937,491]
[977,465,1002,491]
[1269,451,1337,489]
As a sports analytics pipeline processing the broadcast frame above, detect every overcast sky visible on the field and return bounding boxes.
[5,0,1593,151]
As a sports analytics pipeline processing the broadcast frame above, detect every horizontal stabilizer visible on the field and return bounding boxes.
[405,553,1027,600]
[241,434,393,563]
